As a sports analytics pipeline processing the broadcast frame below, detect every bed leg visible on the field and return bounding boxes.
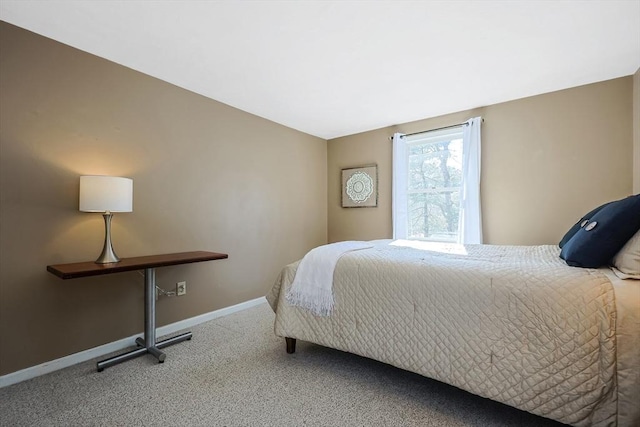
[285,337,296,354]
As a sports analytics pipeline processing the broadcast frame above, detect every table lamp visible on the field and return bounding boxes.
[79,175,133,264]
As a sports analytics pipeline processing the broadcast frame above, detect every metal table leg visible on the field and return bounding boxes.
[96,267,192,372]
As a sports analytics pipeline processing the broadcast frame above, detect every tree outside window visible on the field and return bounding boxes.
[406,131,463,242]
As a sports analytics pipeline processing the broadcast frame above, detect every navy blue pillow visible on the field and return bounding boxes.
[558,201,612,248]
[560,194,640,268]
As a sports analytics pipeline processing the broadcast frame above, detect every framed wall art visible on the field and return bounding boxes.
[341,165,378,208]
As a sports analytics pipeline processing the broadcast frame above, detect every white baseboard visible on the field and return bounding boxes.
[0,296,267,388]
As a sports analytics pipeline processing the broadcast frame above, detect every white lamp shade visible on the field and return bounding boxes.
[79,176,133,213]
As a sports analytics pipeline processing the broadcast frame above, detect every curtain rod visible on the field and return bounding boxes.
[388,119,483,141]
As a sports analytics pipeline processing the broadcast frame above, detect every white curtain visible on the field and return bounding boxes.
[458,117,483,244]
[392,132,408,239]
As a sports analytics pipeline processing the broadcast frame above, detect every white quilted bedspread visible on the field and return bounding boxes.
[267,241,630,426]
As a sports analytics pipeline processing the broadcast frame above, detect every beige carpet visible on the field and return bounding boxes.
[0,302,565,426]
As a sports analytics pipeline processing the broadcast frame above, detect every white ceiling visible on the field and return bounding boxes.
[1,1,639,140]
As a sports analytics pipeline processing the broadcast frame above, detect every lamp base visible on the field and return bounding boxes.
[95,212,120,264]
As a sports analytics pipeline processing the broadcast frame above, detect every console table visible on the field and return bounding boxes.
[47,251,228,371]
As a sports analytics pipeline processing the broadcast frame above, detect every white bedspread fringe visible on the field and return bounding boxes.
[286,241,373,316]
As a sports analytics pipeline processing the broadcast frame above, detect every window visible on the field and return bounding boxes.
[393,117,482,244]
[404,127,463,242]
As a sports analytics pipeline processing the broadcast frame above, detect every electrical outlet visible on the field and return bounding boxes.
[176,281,187,296]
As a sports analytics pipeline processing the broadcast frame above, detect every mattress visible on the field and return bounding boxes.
[267,240,640,426]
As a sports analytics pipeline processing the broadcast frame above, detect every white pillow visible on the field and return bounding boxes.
[611,229,640,279]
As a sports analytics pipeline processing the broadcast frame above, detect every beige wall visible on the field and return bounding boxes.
[633,68,640,193]
[0,22,327,375]
[329,78,633,245]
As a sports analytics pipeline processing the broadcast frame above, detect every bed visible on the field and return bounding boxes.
[266,240,640,427]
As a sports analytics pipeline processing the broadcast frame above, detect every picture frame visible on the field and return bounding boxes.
[341,164,378,208]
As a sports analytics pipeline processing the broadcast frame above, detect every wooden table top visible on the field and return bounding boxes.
[47,251,228,279]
